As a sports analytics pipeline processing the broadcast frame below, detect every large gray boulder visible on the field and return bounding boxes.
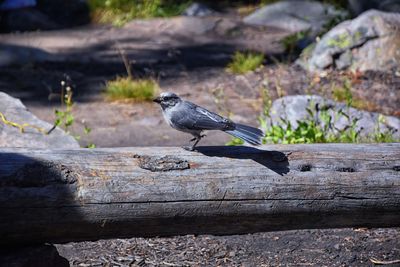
[243,0,347,33]
[0,0,90,33]
[0,92,79,148]
[300,10,400,72]
[266,95,400,139]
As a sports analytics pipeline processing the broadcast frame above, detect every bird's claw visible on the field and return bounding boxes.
[182,146,196,151]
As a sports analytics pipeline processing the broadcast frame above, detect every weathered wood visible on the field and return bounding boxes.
[0,144,399,246]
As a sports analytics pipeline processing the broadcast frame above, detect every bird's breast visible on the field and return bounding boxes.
[162,109,175,128]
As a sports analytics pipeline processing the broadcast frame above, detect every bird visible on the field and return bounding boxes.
[153,92,263,151]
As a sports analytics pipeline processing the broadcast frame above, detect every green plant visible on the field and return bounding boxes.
[259,104,334,144]
[48,78,96,148]
[330,77,378,111]
[105,44,158,101]
[105,76,159,101]
[281,30,310,56]
[226,51,264,74]
[372,115,398,143]
[52,80,74,134]
[331,78,353,106]
[334,109,361,143]
[88,0,192,26]
[227,97,398,146]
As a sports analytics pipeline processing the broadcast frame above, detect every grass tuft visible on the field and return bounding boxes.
[226,51,264,74]
[88,0,192,27]
[105,77,159,101]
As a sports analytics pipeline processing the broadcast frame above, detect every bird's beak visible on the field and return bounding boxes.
[153,97,161,103]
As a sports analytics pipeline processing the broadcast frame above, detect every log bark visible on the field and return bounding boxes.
[0,144,399,246]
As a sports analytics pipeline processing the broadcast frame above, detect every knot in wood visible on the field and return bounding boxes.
[138,156,190,172]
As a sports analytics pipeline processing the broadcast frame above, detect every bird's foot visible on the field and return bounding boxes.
[182,145,196,152]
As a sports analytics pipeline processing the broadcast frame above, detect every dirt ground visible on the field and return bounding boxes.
[56,228,400,267]
[1,15,399,267]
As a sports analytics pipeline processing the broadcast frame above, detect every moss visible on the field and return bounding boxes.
[327,32,352,49]
[300,43,316,61]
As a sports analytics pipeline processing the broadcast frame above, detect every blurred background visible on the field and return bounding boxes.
[1,0,399,149]
[0,1,399,266]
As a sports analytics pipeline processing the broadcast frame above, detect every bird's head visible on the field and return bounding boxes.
[153,92,181,110]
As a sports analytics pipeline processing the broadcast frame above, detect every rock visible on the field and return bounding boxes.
[0,0,36,10]
[0,8,59,32]
[298,10,400,72]
[0,44,56,67]
[0,244,69,267]
[299,10,400,73]
[36,0,90,28]
[243,0,347,33]
[0,0,90,32]
[0,92,79,148]
[348,0,400,16]
[182,2,215,17]
[266,95,400,139]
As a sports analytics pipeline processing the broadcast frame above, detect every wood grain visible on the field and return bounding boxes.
[0,144,399,245]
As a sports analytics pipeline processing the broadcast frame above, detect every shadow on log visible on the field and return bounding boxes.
[197,146,289,175]
[0,244,69,267]
[0,144,399,246]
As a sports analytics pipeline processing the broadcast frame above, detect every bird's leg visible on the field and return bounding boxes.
[191,137,202,150]
[189,134,206,142]
[183,134,204,151]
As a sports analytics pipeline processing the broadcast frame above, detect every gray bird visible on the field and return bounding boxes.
[153,92,263,151]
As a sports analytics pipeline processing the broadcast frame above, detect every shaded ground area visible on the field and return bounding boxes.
[57,228,400,266]
[1,15,399,267]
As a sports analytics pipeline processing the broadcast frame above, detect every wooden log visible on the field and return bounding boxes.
[0,144,399,246]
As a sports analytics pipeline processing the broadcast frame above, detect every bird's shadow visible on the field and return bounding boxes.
[196,146,290,176]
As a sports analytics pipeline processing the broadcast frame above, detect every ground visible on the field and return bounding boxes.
[56,228,400,267]
[1,14,399,267]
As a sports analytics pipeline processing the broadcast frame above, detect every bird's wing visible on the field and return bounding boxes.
[175,101,234,131]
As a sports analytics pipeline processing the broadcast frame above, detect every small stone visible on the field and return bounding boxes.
[182,3,215,17]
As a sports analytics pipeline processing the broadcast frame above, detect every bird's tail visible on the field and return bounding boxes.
[225,123,263,145]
